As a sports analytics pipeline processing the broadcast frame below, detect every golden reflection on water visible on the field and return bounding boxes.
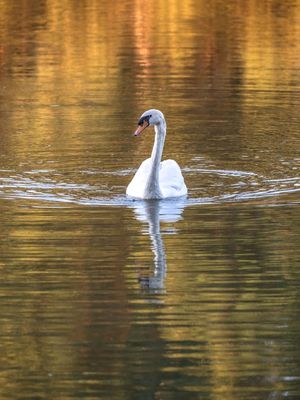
[0,0,299,170]
[0,0,300,399]
[1,1,299,84]
[161,204,300,400]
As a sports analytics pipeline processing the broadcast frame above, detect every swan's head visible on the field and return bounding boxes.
[133,109,165,136]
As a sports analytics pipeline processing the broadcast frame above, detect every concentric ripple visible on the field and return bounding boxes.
[0,166,299,208]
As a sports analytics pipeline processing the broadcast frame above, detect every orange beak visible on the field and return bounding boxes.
[133,120,149,136]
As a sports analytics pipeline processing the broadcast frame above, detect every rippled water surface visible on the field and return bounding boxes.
[0,0,300,399]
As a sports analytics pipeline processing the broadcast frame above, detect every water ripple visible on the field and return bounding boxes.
[0,167,299,208]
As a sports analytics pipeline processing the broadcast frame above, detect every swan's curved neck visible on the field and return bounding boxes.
[144,120,166,199]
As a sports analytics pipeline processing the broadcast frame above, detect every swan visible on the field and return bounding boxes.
[126,109,187,199]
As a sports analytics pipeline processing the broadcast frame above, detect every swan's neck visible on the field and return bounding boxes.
[145,121,166,199]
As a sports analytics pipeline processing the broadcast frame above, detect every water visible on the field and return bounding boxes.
[0,0,300,398]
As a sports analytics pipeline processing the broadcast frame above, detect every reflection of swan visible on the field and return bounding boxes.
[132,198,185,292]
[126,109,187,199]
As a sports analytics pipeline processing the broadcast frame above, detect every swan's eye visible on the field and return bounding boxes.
[138,115,151,126]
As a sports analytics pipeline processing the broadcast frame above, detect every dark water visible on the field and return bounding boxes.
[0,0,300,399]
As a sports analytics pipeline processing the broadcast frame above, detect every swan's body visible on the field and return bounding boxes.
[126,109,187,199]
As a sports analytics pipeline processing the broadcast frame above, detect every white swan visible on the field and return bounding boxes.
[126,109,187,199]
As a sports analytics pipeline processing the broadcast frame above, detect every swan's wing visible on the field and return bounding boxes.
[159,159,187,197]
[126,158,152,197]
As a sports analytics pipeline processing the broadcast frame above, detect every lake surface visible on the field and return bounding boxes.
[0,0,300,399]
